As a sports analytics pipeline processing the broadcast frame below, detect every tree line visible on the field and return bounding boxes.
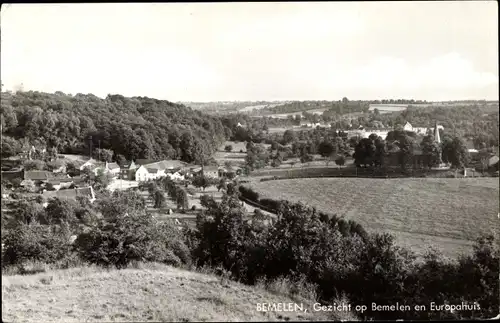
[1,91,236,164]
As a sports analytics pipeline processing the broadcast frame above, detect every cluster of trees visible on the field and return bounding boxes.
[373,104,499,148]
[139,178,190,212]
[245,141,271,171]
[352,129,472,170]
[2,189,191,269]
[188,188,498,321]
[1,91,230,163]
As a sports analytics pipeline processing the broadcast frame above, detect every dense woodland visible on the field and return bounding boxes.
[1,91,235,163]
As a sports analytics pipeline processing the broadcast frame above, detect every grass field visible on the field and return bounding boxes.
[248,178,499,259]
[2,263,351,322]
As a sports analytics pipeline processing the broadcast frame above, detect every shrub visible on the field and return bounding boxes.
[191,205,197,211]
[2,223,72,268]
[74,212,191,269]
[238,185,259,202]
[259,198,282,211]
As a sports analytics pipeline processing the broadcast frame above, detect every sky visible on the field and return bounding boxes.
[1,2,498,102]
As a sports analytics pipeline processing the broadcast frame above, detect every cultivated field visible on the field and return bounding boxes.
[265,108,328,119]
[2,263,345,322]
[248,178,500,259]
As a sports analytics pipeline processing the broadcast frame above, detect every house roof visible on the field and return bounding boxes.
[1,170,23,181]
[146,168,159,174]
[107,162,120,170]
[43,187,94,200]
[135,159,158,165]
[24,171,53,181]
[202,166,220,172]
[143,160,187,171]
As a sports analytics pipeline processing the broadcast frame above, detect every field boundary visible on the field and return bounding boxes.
[239,195,277,214]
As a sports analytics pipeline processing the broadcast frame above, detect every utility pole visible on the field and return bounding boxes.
[89,136,93,160]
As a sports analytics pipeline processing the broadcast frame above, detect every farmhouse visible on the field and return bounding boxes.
[133,160,188,182]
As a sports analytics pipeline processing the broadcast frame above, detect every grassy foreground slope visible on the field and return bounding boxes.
[249,178,499,259]
[2,264,345,322]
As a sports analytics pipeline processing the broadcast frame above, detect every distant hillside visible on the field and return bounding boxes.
[1,263,351,322]
[181,101,287,115]
[1,91,229,163]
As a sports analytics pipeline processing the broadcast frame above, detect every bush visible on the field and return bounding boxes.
[189,193,499,321]
[238,185,259,202]
[259,198,282,211]
[2,223,72,268]
[74,212,191,269]
[191,205,197,211]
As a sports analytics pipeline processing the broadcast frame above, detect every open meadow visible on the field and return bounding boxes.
[248,177,500,259]
[2,263,344,322]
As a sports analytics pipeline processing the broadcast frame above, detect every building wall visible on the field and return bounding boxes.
[135,167,149,182]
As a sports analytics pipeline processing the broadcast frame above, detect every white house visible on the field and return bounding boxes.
[166,171,185,181]
[135,165,151,182]
[403,122,444,135]
[134,165,166,182]
[105,162,121,178]
[198,166,220,179]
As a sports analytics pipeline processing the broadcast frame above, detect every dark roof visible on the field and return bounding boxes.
[135,159,158,165]
[146,168,158,174]
[1,170,23,181]
[24,171,53,181]
[43,187,93,200]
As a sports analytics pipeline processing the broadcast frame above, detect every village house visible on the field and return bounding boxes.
[51,164,67,174]
[42,186,96,203]
[196,166,221,179]
[21,170,54,187]
[165,171,185,181]
[45,177,74,191]
[133,160,188,182]
[79,158,99,171]
[403,122,444,136]
[120,161,137,180]
[105,162,121,178]
[134,165,159,182]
